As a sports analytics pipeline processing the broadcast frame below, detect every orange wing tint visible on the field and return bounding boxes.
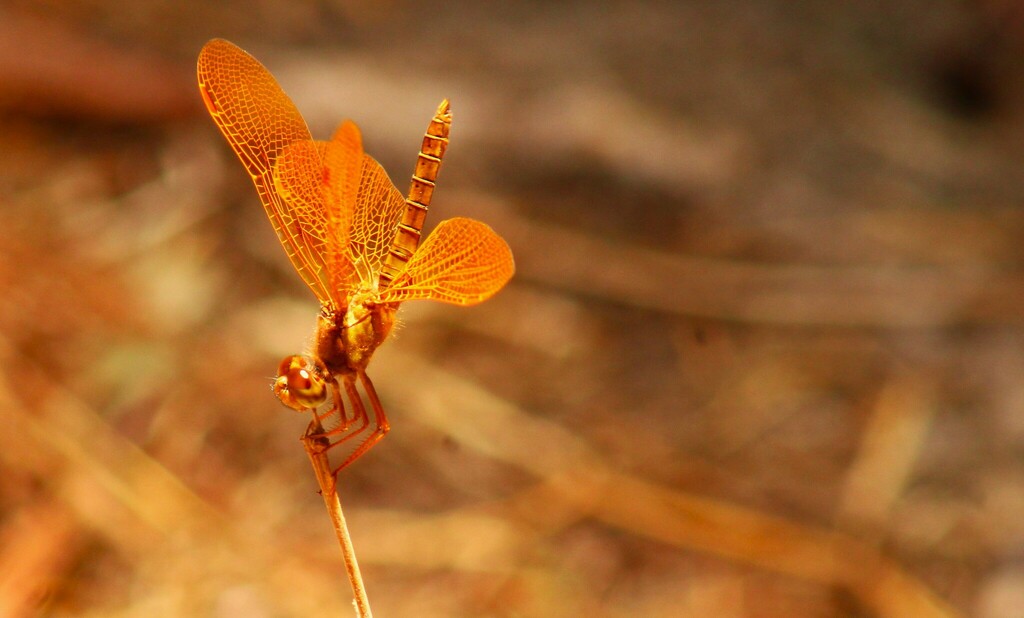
[273,139,356,303]
[348,155,406,287]
[199,39,514,310]
[378,217,515,305]
[197,38,332,303]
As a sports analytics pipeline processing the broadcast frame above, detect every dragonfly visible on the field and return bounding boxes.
[197,39,514,475]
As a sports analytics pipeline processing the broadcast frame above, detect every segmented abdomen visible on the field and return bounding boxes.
[377,99,452,290]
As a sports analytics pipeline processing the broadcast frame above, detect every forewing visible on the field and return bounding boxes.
[271,139,343,304]
[349,155,406,287]
[320,121,366,298]
[378,217,515,305]
[197,38,331,302]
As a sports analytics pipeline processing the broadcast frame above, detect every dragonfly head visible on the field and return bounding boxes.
[274,355,329,411]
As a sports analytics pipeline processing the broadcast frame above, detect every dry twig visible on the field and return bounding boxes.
[303,419,373,618]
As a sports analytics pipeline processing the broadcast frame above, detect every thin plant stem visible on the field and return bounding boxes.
[303,419,373,618]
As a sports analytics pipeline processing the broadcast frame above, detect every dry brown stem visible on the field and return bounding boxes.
[303,420,373,618]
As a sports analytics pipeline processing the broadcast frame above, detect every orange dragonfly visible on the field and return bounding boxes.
[197,39,514,474]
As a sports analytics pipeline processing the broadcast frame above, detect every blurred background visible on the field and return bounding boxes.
[1,1,1023,616]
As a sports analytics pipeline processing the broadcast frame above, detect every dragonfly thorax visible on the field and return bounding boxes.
[315,294,396,376]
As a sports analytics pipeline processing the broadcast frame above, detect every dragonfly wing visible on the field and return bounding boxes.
[348,155,406,287]
[328,121,363,214]
[272,139,350,306]
[320,121,366,298]
[197,39,331,302]
[378,217,514,306]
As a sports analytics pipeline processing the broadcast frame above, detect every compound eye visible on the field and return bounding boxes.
[273,355,328,411]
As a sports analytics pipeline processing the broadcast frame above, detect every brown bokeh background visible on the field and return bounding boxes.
[1,2,1023,616]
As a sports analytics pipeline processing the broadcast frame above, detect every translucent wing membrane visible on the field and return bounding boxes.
[197,39,331,302]
[349,156,406,287]
[272,139,326,249]
[273,124,406,302]
[327,122,363,217]
[199,39,513,311]
[273,139,355,306]
[323,123,366,296]
[379,217,515,305]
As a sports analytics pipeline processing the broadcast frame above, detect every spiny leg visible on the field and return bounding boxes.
[337,374,372,440]
[308,373,372,448]
[313,377,346,426]
[328,371,391,477]
[305,377,362,454]
[304,380,338,446]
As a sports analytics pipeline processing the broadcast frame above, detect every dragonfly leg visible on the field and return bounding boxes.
[313,378,345,425]
[326,371,390,477]
[338,374,372,440]
[310,374,371,445]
